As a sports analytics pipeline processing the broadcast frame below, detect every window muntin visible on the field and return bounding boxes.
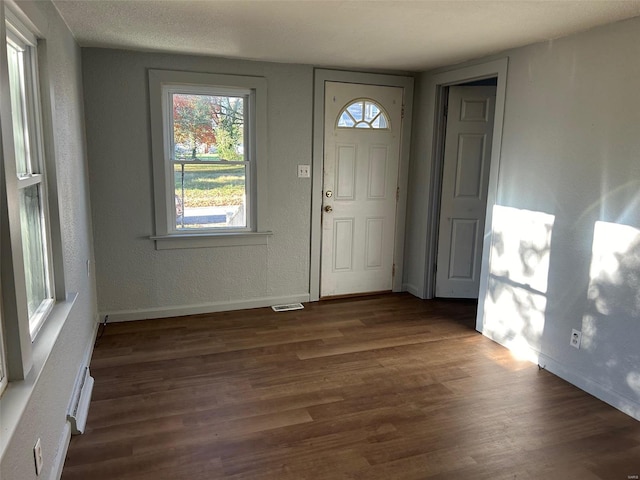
[6,24,54,338]
[163,87,252,231]
[337,98,390,130]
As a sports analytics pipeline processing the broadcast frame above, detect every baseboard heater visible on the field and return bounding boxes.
[67,366,94,435]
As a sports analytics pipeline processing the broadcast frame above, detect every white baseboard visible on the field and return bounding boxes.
[537,352,640,422]
[404,283,423,299]
[481,330,640,422]
[53,317,100,479]
[101,294,312,323]
[50,422,71,480]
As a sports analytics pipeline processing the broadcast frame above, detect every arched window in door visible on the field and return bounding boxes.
[337,98,390,129]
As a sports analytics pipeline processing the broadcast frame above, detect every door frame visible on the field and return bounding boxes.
[423,58,508,331]
[310,69,414,302]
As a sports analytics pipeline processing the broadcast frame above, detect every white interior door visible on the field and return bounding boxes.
[321,82,403,297]
[436,85,496,298]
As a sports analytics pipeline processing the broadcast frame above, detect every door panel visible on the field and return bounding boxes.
[336,145,356,199]
[365,217,384,269]
[333,218,355,271]
[436,86,496,298]
[455,134,486,198]
[449,218,478,279]
[321,82,403,297]
[367,146,388,198]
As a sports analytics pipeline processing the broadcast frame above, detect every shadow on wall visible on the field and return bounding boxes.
[583,221,640,407]
[482,203,640,418]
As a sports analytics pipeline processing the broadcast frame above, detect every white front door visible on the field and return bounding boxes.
[321,82,403,297]
[436,85,496,298]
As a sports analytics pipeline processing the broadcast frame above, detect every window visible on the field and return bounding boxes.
[149,70,270,249]
[337,98,390,129]
[0,8,66,396]
[170,89,248,230]
[5,16,54,339]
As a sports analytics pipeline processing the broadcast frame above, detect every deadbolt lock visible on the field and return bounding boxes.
[325,190,333,198]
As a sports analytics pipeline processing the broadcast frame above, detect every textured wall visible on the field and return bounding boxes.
[1,1,98,479]
[82,49,313,317]
[483,16,640,417]
[406,16,640,418]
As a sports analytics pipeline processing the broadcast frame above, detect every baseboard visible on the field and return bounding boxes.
[101,294,312,323]
[50,422,71,480]
[53,318,99,479]
[403,283,423,299]
[481,330,640,422]
[537,352,640,422]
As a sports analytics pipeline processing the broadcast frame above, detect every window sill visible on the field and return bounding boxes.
[0,292,77,455]
[151,231,273,250]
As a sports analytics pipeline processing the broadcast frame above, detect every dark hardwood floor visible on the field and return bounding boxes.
[62,294,640,479]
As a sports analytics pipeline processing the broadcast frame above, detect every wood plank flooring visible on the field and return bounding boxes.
[62,294,640,479]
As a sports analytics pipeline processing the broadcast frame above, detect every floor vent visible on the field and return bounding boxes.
[271,303,304,312]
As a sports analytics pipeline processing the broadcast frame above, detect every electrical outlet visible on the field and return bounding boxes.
[297,164,311,178]
[570,329,582,349]
[34,438,43,476]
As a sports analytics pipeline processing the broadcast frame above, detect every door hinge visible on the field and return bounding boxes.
[392,264,396,277]
[434,263,438,273]
[401,105,405,119]
[396,186,400,202]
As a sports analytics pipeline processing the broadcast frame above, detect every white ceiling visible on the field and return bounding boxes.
[52,0,640,72]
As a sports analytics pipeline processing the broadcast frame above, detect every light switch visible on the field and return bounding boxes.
[297,164,311,178]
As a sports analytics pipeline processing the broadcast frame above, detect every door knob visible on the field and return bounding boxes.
[324,205,333,213]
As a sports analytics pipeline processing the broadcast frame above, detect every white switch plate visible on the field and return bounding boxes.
[297,164,310,178]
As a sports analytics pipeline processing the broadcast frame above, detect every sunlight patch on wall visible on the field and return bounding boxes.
[587,221,640,317]
[489,205,554,293]
[583,221,640,360]
[483,205,555,361]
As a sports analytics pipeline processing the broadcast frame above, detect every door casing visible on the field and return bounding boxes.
[423,59,508,332]
[310,70,414,302]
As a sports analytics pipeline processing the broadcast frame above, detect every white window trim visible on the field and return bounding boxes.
[0,319,7,396]
[0,4,66,386]
[5,16,55,340]
[149,69,271,249]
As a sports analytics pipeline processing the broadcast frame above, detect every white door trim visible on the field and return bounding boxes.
[311,69,414,302]
[421,58,508,332]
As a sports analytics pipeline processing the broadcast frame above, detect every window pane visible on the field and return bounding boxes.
[346,101,363,122]
[364,101,381,122]
[6,41,30,175]
[172,94,245,162]
[19,185,50,319]
[337,111,355,128]
[371,114,387,128]
[174,162,247,229]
